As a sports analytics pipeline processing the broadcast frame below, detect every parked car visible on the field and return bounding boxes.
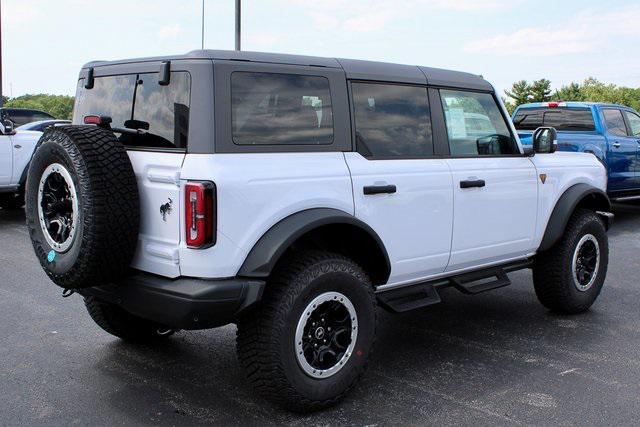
[17,119,71,132]
[0,120,47,209]
[0,108,55,127]
[24,50,612,412]
[513,102,640,199]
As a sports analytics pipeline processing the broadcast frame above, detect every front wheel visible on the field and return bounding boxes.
[236,251,376,412]
[533,209,609,314]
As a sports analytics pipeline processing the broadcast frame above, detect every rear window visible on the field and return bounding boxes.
[513,108,595,131]
[74,71,191,149]
[2,109,54,126]
[231,72,334,145]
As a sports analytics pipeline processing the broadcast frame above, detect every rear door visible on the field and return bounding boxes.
[602,108,638,192]
[344,82,453,286]
[73,62,196,277]
[438,89,538,271]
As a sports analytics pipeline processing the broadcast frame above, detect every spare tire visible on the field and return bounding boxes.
[25,126,139,289]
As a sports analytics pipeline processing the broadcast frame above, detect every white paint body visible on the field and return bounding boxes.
[128,147,607,290]
[0,130,42,189]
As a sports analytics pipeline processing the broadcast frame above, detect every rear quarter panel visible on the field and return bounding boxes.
[178,152,354,278]
[529,151,607,249]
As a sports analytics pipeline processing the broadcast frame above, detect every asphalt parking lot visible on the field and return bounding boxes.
[2,204,640,426]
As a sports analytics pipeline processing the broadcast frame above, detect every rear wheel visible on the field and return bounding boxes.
[533,209,608,314]
[84,297,175,342]
[236,251,376,412]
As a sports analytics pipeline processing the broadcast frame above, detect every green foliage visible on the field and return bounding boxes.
[506,78,640,112]
[530,79,552,102]
[505,80,531,107]
[3,94,75,120]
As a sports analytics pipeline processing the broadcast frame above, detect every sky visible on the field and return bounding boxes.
[3,0,640,98]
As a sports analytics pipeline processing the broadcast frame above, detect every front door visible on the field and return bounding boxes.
[0,134,13,186]
[345,82,454,287]
[438,89,538,271]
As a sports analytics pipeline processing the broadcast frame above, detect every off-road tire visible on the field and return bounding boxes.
[25,126,139,289]
[0,193,24,210]
[236,250,377,412]
[533,209,608,314]
[84,297,174,342]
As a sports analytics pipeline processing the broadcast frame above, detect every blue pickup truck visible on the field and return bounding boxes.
[513,102,640,199]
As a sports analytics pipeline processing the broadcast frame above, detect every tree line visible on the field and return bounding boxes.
[2,78,640,121]
[2,94,75,120]
[502,78,640,114]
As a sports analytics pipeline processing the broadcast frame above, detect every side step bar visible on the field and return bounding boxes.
[377,259,532,313]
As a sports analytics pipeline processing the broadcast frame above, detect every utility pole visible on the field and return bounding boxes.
[235,0,241,51]
[201,0,205,50]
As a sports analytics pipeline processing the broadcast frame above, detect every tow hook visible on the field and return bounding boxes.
[62,289,75,298]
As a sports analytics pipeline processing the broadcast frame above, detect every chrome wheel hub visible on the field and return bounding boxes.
[37,163,79,253]
[572,234,600,292]
[295,291,358,379]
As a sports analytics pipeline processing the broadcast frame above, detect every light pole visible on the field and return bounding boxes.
[201,0,204,50]
[235,0,241,51]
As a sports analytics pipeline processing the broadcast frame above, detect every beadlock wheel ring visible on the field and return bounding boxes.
[37,163,79,253]
[572,234,600,292]
[295,291,358,379]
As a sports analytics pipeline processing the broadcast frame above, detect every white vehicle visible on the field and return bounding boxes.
[0,120,44,209]
[25,50,612,412]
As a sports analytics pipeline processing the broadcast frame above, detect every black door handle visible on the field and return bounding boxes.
[363,184,397,195]
[460,179,485,189]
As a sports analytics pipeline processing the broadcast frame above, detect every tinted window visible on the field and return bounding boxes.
[513,108,595,131]
[74,72,191,148]
[4,109,54,126]
[231,72,333,145]
[603,109,628,137]
[440,90,516,156]
[351,83,432,158]
[624,111,640,137]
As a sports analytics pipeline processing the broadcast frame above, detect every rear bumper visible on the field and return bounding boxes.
[78,273,265,330]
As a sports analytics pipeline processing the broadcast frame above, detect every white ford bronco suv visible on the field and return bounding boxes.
[25,50,612,412]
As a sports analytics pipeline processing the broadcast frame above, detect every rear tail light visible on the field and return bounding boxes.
[185,181,216,248]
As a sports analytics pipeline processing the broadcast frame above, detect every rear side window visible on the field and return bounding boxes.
[4,109,54,126]
[74,71,191,149]
[603,109,628,137]
[351,82,432,158]
[231,72,333,145]
[513,108,595,131]
[440,90,517,156]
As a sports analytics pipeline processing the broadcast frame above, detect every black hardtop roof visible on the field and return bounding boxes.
[82,49,493,91]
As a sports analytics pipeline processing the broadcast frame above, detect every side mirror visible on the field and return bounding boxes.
[1,119,15,135]
[533,126,558,154]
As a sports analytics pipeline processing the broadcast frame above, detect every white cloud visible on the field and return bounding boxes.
[157,25,182,40]
[287,0,517,33]
[465,5,640,56]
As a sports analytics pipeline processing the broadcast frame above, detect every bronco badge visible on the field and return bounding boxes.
[160,198,173,222]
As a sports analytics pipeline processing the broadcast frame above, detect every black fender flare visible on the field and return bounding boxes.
[237,208,391,279]
[539,183,611,252]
